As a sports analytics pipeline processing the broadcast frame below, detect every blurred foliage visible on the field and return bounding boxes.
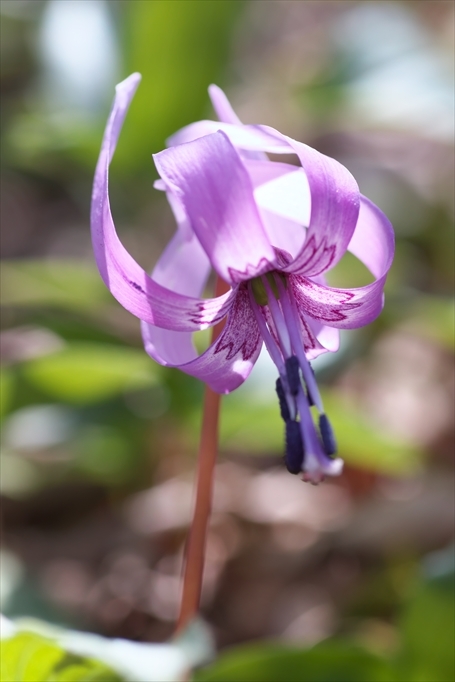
[1,260,110,311]
[22,343,159,404]
[1,631,123,682]
[195,567,455,682]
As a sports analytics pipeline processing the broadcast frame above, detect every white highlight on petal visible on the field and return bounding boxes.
[254,168,311,227]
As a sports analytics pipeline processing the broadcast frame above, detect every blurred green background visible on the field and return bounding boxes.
[1,1,454,680]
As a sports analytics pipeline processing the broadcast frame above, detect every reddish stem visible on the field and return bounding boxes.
[176,276,229,633]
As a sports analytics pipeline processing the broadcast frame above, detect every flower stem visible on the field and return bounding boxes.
[176,276,229,633]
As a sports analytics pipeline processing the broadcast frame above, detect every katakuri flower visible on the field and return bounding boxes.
[91,73,394,484]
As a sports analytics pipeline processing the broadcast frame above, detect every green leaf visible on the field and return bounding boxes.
[1,632,63,682]
[0,632,122,682]
[194,641,395,682]
[0,260,110,311]
[22,343,159,404]
[116,0,244,175]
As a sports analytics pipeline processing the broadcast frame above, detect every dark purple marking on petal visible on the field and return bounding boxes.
[227,257,274,286]
[214,284,261,362]
[290,235,337,277]
[292,275,362,323]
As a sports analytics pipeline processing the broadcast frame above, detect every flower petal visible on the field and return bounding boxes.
[91,74,235,332]
[290,195,394,329]
[171,121,360,277]
[167,121,291,153]
[208,84,242,124]
[154,131,277,285]
[247,160,309,257]
[142,285,262,393]
[347,195,395,278]
[140,193,212,366]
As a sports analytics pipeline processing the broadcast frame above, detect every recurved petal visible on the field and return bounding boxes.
[142,285,263,394]
[289,195,394,329]
[90,74,235,332]
[291,275,385,330]
[140,193,212,365]
[289,186,395,329]
[154,131,277,286]
[208,84,242,125]
[347,194,395,279]
[255,126,360,277]
[167,121,291,153]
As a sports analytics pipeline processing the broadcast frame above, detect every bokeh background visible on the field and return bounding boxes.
[1,1,454,679]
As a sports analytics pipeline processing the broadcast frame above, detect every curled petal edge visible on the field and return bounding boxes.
[90,73,235,332]
[291,195,395,330]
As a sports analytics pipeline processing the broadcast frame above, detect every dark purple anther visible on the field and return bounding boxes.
[285,355,300,396]
[285,420,304,474]
[275,378,291,422]
[319,414,337,456]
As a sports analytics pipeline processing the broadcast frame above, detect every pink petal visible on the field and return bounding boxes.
[256,126,360,277]
[90,74,235,332]
[290,195,394,329]
[154,131,277,286]
[347,195,395,278]
[208,84,242,124]
[142,285,262,394]
[170,120,360,278]
[167,121,291,153]
[247,160,309,258]
[140,193,212,366]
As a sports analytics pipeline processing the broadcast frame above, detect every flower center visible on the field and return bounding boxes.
[248,272,340,484]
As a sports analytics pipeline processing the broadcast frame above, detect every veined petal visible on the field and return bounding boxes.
[142,285,262,394]
[154,131,277,285]
[90,74,235,332]
[291,275,385,330]
[208,84,242,125]
[257,125,360,277]
[290,196,394,329]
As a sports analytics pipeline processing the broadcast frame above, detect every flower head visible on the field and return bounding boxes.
[91,73,394,483]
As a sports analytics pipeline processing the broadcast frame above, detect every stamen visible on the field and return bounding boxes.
[275,378,291,422]
[285,355,300,396]
[285,420,304,474]
[319,414,337,456]
[274,274,324,413]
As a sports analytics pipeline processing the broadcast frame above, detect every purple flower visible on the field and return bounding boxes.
[91,74,394,484]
